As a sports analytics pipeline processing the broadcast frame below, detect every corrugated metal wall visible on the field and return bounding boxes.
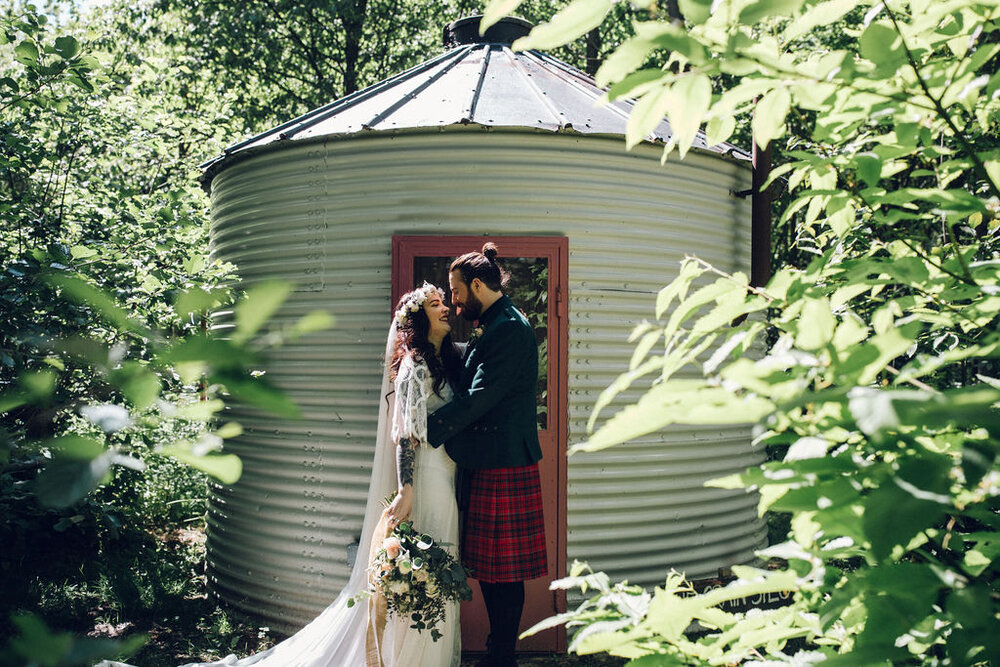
[206,128,765,632]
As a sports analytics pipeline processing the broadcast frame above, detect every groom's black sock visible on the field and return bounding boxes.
[480,581,525,665]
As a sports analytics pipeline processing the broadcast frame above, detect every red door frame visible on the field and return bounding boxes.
[392,235,569,653]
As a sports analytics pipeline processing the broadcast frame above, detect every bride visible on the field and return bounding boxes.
[101,283,463,667]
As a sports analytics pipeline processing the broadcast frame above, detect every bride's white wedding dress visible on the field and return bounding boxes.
[98,326,460,667]
[381,356,460,667]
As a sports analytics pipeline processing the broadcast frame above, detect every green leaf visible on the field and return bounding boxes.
[14,39,39,64]
[217,372,301,418]
[69,245,97,259]
[9,613,73,665]
[752,87,790,150]
[481,0,526,33]
[46,273,151,337]
[53,35,79,59]
[667,74,711,159]
[626,85,672,150]
[160,443,242,484]
[232,281,292,344]
[43,435,105,460]
[655,259,703,319]
[290,310,334,337]
[705,114,736,148]
[578,381,773,452]
[160,335,252,369]
[863,457,951,561]
[783,0,855,41]
[961,440,995,488]
[678,0,712,24]
[116,365,161,409]
[512,0,613,52]
[859,22,905,68]
[740,0,806,25]
[795,297,835,350]
[855,153,882,188]
[596,35,660,88]
[606,69,668,103]
[174,287,227,320]
[34,442,114,507]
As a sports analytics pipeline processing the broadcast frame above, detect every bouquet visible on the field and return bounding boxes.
[351,518,473,641]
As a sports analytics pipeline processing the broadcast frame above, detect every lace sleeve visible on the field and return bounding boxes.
[391,355,429,444]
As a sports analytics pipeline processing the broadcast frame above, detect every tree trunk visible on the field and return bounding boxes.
[585,27,601,76]
[342,0,369,95]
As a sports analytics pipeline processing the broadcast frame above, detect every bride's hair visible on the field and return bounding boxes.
[390,288,461,397]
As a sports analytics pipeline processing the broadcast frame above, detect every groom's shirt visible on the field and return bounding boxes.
[426,294,543,469]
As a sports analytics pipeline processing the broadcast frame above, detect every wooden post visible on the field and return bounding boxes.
[751,107,772,288]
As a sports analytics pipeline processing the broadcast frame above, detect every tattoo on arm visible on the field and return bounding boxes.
[396,436,415,488]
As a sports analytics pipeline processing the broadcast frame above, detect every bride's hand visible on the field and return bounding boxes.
[387,485,413,527]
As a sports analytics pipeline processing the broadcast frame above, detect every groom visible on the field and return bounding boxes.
[426,242,547,667]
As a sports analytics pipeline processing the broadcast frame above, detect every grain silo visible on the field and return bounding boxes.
[199,15,766,654]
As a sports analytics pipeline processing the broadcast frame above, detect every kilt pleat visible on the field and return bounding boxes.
[461,464,547,583]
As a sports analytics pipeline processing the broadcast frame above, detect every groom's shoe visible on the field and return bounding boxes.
[473,636,495,667]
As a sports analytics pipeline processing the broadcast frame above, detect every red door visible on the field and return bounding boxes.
[392,236,568,653]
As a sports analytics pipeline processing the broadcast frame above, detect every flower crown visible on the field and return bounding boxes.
[394,282,440,326]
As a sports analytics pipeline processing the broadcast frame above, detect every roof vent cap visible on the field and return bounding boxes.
[442,15,533,48]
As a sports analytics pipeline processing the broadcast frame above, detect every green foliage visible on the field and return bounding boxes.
[1,4,330,662]
[493,0,1000,663]
[0,612,146,667]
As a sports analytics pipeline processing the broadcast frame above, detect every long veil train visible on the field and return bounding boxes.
[99,323,401,667]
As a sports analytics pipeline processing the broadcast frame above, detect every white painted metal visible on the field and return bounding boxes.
[205,129,763,632]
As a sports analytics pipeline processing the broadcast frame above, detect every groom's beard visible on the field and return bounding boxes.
[458,292,483,321]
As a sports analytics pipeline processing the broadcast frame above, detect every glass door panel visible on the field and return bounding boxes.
[412,256,549,431]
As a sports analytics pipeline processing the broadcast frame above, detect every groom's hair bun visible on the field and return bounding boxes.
[450,242,508,291]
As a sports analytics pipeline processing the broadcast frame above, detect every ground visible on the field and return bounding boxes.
[83,525,627,666]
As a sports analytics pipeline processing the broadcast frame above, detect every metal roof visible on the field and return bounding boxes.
[200,16,750,185]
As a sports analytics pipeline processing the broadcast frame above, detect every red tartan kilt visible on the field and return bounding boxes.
[461,464,548,583]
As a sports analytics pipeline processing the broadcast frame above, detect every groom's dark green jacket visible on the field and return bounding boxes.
[427,294,543,469]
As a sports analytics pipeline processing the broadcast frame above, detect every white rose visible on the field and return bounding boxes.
[413,567,429,582]
[425,581,439,598]
[388,579,409,595]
